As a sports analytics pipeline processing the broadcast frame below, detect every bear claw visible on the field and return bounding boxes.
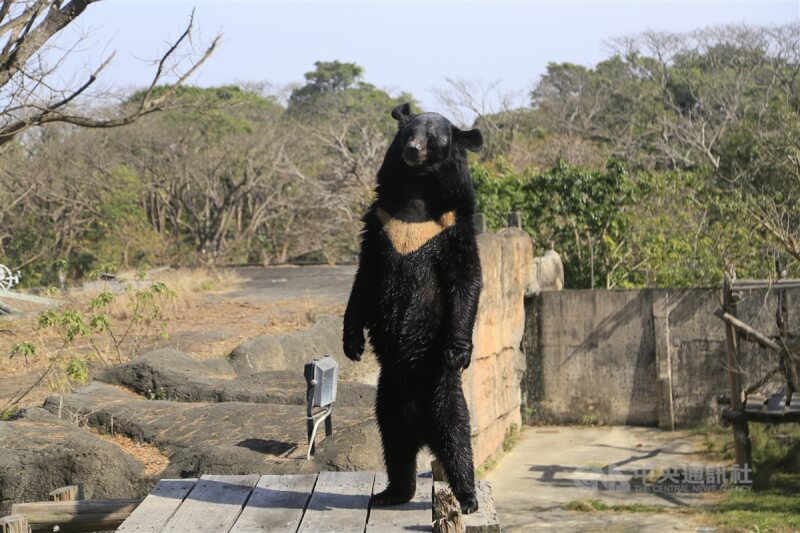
[343,330,364,361]
[458,493,479,514]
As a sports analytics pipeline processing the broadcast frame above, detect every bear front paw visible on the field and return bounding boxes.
[445,340,472,370]
[343,329,365,361]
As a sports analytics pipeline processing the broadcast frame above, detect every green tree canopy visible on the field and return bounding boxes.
[289,60,366,109]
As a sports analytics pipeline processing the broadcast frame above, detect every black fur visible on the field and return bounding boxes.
[343,103,483,514]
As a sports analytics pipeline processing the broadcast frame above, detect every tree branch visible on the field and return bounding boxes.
[0,5,220,145]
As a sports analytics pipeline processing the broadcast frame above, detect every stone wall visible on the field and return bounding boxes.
[464,228,532,467]
[523,287,797,428]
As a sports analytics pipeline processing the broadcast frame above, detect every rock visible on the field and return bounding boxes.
[98,348,375,407]
[311,418,435,474]
[228,315,380,385]
[163,445,319,479]
[162,418,430,479]
[0,408,147,515]
[526,248,564,295]
[310,419,385,472]
[42,383,375,460]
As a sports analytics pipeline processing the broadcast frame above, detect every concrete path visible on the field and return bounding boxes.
[485,426,722,532]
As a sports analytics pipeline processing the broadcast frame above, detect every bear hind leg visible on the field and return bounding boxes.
[372,391,423,507]
[372,427,421,506]
[429,374,478,514]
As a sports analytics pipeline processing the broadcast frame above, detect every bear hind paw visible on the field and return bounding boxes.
[458,493,479,514]
[370,487,415,507]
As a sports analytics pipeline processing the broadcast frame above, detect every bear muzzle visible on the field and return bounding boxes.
[402,140,427,166]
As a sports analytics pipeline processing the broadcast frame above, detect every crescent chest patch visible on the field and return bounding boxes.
[376,208,457,255]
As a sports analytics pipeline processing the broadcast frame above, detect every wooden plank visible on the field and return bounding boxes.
[297,471,375,533]
[434,481,500,533]
[714,308,784,354]
[789,394,800,414]
[12,499,141,533]
[161,474,259,533]
[767,393,786,414]
[117,478,197,532]
[229,474,316,533]
[745,395,765,414]
[741,410,800,423]
[48,485,83,502]
[728,279,800,291]
[367,473,433,532]
[0,515,30,533]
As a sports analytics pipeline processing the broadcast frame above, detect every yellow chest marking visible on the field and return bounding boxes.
[376,208,457,255]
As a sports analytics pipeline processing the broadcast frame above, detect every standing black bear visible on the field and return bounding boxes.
[343,103,483,514]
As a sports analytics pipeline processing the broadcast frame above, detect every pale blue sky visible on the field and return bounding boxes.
[59,0,799,115]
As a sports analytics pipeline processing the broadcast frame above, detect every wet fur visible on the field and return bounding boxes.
[343,105,483,514]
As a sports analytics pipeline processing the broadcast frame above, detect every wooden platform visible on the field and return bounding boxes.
[721,392,800,424]
[117,472,498,532]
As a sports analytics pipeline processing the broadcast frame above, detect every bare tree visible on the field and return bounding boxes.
[613,23,799,170]
[748,196,800,263]
[107,96,366,265]
[0,0,219,146]
[434,77,526,160]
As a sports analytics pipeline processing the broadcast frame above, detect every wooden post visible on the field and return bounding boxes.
[0,515,30,533]
[723,272,751,469]
[434,481,500,533]
[473,213,487,234]
[12,499,141,533]
[776,261,799,393]
[714,309,784,352]
[48,485,83,502]
[507,211,522,229]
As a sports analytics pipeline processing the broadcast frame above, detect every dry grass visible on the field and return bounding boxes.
[0,268,244,375]
[76,266,244,320]
[90,429,170,476]
[167,297,343,360]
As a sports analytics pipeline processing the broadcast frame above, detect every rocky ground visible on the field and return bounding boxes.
[0,316,388,514]
[0,266,399,515]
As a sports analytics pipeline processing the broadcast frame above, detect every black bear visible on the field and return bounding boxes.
[342,103,483,514]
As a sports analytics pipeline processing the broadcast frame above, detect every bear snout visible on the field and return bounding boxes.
[402,140,427,166]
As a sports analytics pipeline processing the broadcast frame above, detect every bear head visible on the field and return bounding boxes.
[390,103,483,169]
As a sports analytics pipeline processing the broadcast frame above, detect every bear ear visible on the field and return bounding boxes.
[455,127,483,152]
[391,102,412,124]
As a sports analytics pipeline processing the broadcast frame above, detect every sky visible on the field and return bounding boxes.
[56,0,799,116]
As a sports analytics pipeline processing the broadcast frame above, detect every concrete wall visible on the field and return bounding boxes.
[464,228,532,467]
[523,287,797,428]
